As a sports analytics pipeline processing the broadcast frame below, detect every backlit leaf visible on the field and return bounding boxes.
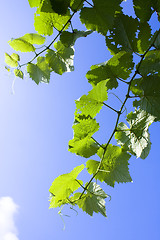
[8,38,35,52]
[115,109,155,158]
[5,53,18,67]
[49,164,84,208]
[80,0,122,35]
[75,80,108,118]
[34,10,70,35]
[14,69,24,79]
[86,51,134,88]
[71,182,108,217]
[87,144,132,187]
[69,118,99,158]
[46,41,74,74]
[60,30,93,47]
[27,57,51,84]
[133,75,160,120]
[106,13,138,54]
[21,33,45,45]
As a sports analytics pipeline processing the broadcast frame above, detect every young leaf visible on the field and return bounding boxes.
[20,33,45,45]
[80,0,122,35]
[8,38,35,52]
[133,75,160,120]
[115,109,155,158]
[71,182,108,217]
[27,57,51,84]
[75,80,108,118]
[14,69,24,79]
[106,13,138,54]
[86,144,132,187]
[69,118,99,158]
[86,51,134,88]
[34,10,70,35]
[28,0,40,8]
[5,53,19,67]
[46,41,74,74]
[49,164,84,208]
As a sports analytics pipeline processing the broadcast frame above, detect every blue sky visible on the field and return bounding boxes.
[0,0,160,240]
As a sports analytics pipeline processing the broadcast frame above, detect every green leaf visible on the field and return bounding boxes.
[133,75,160,120]
[106,13,138,54]
[115,109,155,158]
[34,10,70,35]
[27,57,51,84]
[133,0,153,22]
[69,118,99,158]
[20,33,45,45]
[8,38,35,52]
[139,50,160,76]
[75,80,108,118]
[49,164,84,208]
[80,0,122,35]
[86,51,134,88]
[60,30,93,47]
[87,145,132,187]
[70,0,84,11]
[137,22,152,54]
[130,78,143,96]
[46,41,74,74]
[49,0,71,15]
[14,69,24,79]
[28,0,40,8]
[5,53,19,67]
[71,182,108,217]
[154,31,160,49]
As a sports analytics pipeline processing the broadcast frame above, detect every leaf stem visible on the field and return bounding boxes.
[103,102,119,113]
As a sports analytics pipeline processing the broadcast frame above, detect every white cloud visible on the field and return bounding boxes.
[0,197,19,240]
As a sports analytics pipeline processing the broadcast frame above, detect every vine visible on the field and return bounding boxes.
[5,0,160,217]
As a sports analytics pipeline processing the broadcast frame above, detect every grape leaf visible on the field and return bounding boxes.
[130,78,143,96]
[46,41,74,74]
[34,9,70,35]
[86,51,134,88]
[80,0,122,35]
[8,38,35,52]
[106,13,138,54]
[133,75,160,120]
[154,31,160,49]
[75,80,108,118]
[70,0,84,11]
[115,109,155,158]
[86,144,132,187]
[5,53,19,67]
[133,0,153,22]
[139,50,160,76]
[27,57,51,84]
[49,0,71,15]
[49,164,84,208]
[71,182,108,217]
[28,0,40,8]
[69,118,99,158]
[60,30,93,47]
[20,33,45,45]
[14,69,24,79]
[137,22,152,54]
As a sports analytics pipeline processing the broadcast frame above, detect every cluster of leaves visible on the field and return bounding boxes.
[5,0,160,217]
